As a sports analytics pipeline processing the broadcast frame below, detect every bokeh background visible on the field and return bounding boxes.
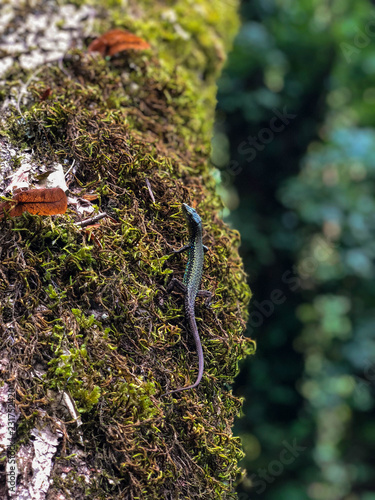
[213,0,375,498]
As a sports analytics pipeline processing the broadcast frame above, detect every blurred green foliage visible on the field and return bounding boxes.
[214,0,375,498]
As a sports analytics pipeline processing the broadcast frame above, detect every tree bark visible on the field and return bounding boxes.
[0,1,255,499]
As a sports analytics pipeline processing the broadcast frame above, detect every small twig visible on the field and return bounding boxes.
[64,159,75,178]
[16,67,44,117]
[74,212,109,228]
[58,54,74,80]
[145,178,156,204]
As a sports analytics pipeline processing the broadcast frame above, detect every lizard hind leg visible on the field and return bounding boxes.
[197,289,212,306]
[167,277,187,294]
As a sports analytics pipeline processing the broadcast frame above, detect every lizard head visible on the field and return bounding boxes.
[182,203,202,227]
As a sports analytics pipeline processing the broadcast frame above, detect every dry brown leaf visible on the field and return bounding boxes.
[39,88,52,101]
[0,188,68,219]
[88,29,151,57]
[82,193,99,201]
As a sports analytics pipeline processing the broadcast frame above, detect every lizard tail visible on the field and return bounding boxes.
[161,302,204,397]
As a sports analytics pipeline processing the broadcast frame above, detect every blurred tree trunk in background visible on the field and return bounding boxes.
[216,1,375,499]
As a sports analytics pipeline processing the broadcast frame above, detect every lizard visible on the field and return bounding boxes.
[162,203,212,396]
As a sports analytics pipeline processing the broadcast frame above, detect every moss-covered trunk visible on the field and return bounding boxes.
[0,1,255,498]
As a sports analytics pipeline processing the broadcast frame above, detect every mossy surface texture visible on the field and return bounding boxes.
[0,1,255,498]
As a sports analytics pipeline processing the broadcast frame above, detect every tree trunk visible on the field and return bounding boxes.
[0,1,255,498]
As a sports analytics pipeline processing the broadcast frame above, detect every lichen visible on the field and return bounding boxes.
[0,1,255,499]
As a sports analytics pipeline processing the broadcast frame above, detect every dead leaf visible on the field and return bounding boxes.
[88,29,151,57]
[7,163,31,193]
[82,193,99,201]
[38,163,69,192]
[39,88,52,101]
[0,187,68,219]
[67,196,96,217]
[83,224,103,249]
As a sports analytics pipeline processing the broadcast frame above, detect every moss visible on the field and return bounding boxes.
[0,1,255,498]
